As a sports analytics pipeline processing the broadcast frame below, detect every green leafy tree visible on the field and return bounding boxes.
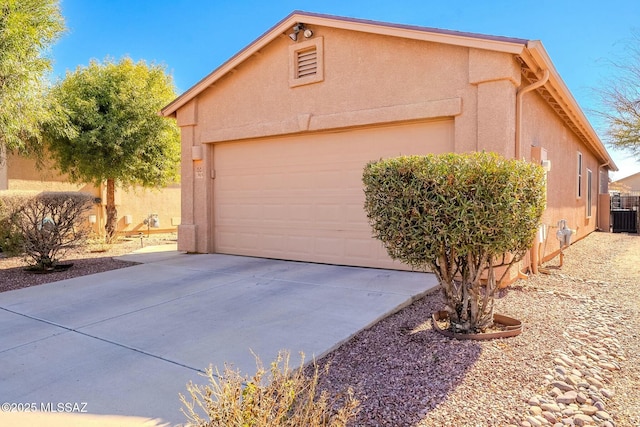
[363,152,546,334]
[44,57,180,242]
[0,0,65,155]
[598,31,640,158]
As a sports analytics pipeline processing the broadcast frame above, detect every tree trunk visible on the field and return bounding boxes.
[105,178,117,243]
[0,144,7,189]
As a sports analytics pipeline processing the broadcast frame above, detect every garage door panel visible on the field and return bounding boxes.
[216,224,401,268]
[213,119,453,269]
[346,204,367,225]
[315,203,345,224]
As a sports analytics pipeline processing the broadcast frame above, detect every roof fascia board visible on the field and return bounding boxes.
[615,171,640,183]
[298,13,526,54]
[162,11,526,117]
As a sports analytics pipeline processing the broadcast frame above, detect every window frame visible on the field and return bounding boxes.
[586,168,593,218]
[577,151,583,199]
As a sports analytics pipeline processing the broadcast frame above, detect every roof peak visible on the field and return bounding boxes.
[286,10,530,45]
[162,9,532,118]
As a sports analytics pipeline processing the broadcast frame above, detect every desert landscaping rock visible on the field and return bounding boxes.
[576,392,588,404]
[552,381,575,392]
[600,389,614,399]
[516,266,633,427]
[307,232,640,426]
[525,416,543,426]
[541,403,561,412]
[573,413,595,426]
[541,411,557,423]
[557,390,578,404]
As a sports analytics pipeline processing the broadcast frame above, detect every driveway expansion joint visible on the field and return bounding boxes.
[0,306,206,374]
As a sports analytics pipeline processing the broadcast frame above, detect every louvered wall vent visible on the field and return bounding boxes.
[296,48,317,78]
[289,37,324,88]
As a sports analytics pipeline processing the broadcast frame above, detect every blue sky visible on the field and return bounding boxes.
[50,0,640,179]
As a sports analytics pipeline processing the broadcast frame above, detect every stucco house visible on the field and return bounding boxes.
[611,171,640,195]
[161,11,616,272]
[0,153,181,236]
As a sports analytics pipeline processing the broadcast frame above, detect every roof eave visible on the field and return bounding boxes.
[522,41,618,171]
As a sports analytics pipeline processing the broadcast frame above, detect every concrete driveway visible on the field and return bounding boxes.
[0,249,437,426]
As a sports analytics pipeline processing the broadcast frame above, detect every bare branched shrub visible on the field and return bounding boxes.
[180,350,359,427]
[8,191,94,269]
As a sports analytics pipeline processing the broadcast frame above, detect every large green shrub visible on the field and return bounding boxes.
[181,350,359,427]
[0,191,94,269]
[363,152,546,333]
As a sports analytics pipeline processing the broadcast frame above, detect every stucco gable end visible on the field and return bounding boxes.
[161,11,527,118]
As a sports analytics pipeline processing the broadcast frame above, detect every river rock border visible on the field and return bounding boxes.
[511,277,625,427]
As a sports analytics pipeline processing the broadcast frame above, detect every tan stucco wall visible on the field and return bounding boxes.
[172,21,613,279]
[520,88,605,262]
[109,185,181,236]
[613,172,640,192]
[3,153,180,237]
[6,154,89,192]
[192,29,471,139]
[176,25,525,254]
[182,27,523,151]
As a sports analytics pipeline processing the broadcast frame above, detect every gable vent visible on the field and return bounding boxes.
[289,37,323,88]
[296,48,317,78]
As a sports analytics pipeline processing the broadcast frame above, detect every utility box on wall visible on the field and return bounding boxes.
[144,213,160,228]
[531,146,548,168]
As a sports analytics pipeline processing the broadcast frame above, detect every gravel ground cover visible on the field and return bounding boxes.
[315,232,640,427]
[0,233,176,293]
[1,231,637,426]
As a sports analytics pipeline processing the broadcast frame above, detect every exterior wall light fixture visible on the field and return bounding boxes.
[289,23,313,41]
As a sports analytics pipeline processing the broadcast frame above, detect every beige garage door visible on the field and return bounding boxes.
[213,119,454,269]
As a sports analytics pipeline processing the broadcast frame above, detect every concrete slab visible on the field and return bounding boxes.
[114,244,184,264]
[78,275,425,372]
[0,309,67,352]
[0,412,169,427]
[0,251,438,426]
[0,330,201,423]
[0,264,244,328]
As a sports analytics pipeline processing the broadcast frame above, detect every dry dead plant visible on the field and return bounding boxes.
[180,350,359,427]
[3,191,93,269]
